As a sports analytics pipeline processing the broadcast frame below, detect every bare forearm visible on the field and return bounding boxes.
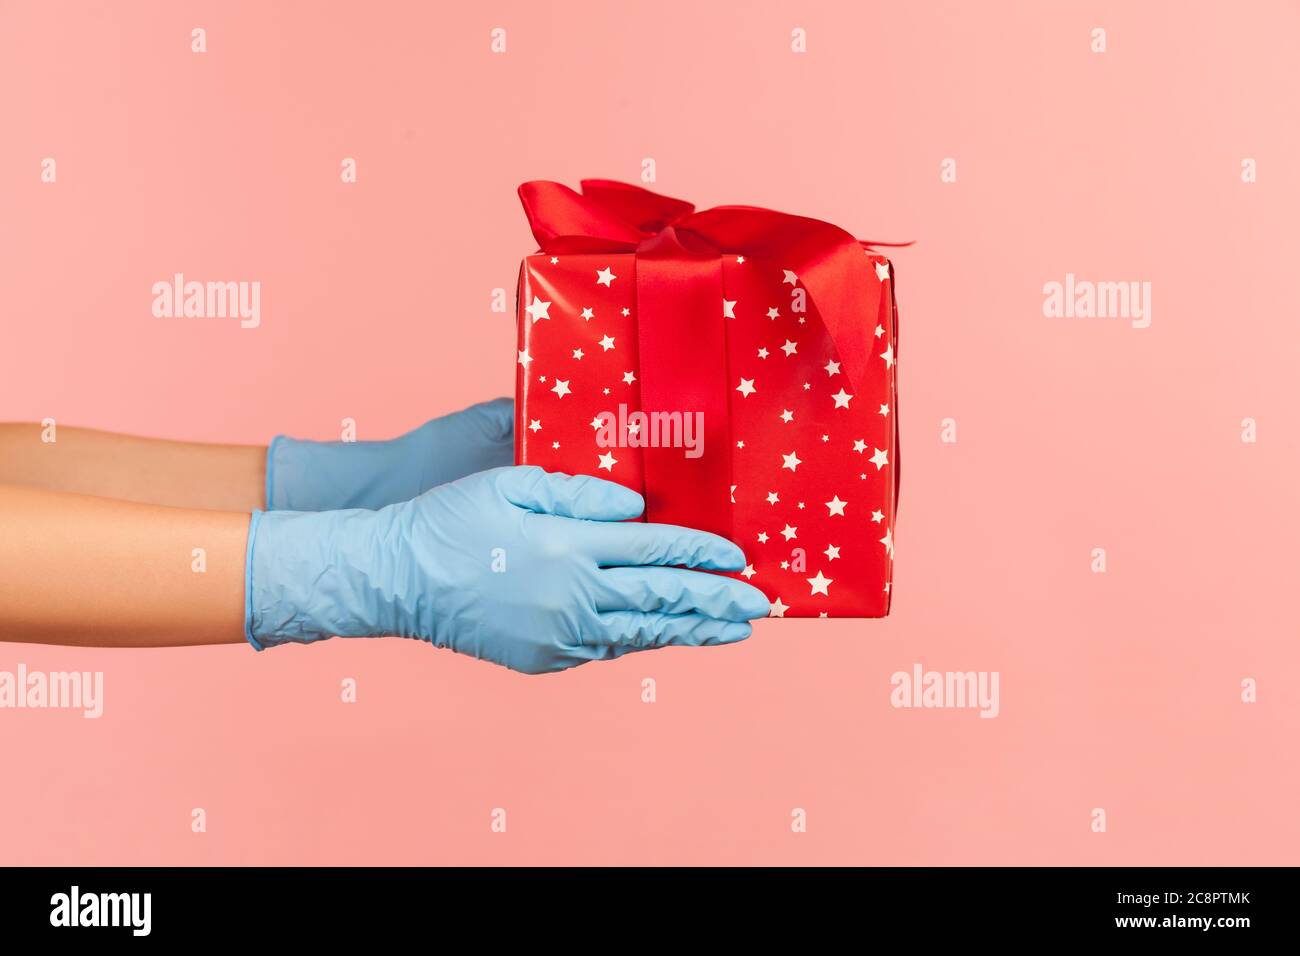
[0,484,248,647]
[0,423,266,511]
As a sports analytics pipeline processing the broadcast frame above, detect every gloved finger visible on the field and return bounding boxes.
[578,521,746,571]
[496,465,644,521]
[591,566,769,620]
[589,612,752,650]
[451,397,514,443]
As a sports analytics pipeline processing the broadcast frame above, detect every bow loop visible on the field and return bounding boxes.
[517,180,698,252]
[579,179,696,234]
[516,181,644,252]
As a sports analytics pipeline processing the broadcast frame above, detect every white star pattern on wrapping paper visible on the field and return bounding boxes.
[874,261,890,282]
[550,257,559,264]
[525,296,551,323]
[736,256,745,264]
[874,324,884,338]
[782,270,798,286]
[520,257,893,619]
[528,419,541,433]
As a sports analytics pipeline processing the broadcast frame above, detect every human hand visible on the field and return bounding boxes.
[265,398,514,511]
[245,465,769,673]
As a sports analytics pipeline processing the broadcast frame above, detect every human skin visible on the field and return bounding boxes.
[0,423,266,511]
[0,483,248,647]
[0,423,261,646]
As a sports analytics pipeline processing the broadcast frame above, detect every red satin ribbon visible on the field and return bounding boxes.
[517,178,891,539]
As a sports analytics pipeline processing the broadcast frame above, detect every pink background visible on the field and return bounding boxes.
[1,0,1297,864]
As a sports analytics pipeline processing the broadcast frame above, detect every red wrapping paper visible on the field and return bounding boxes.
[514,181,898,618]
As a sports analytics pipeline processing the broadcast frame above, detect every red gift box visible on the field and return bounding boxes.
[514,180,899,618]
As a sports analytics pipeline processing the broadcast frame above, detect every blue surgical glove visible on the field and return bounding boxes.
[244,465,769,674]
[265,398,514,511]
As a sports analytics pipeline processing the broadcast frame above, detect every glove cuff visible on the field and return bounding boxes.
[243,507,408,649]
[243,510,266,650]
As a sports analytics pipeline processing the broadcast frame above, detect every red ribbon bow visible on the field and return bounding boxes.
[517,179,896,540]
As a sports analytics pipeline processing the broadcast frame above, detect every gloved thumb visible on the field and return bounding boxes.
[496,466,644,522]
